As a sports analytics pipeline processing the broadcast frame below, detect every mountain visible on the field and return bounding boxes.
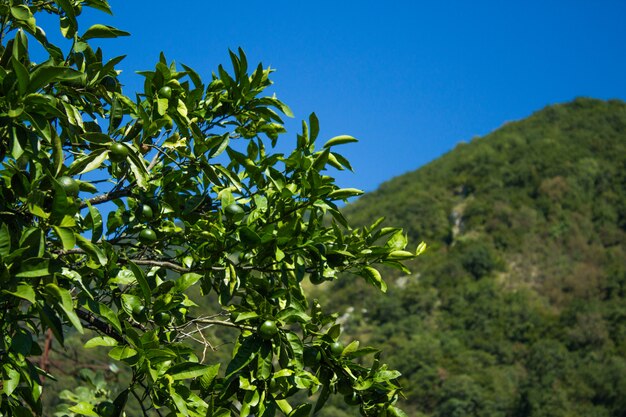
[317,98,626,417]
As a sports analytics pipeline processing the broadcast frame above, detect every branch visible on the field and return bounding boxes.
[55,249,289,274]
[131,259,191,273]
[76,308,125,343]
[80,188,131,209]
[190,318,254,331]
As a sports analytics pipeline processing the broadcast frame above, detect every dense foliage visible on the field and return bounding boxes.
[324,98,626,417]
[0,2,419,416]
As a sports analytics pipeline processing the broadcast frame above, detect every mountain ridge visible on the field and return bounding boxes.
[317,97,626,417]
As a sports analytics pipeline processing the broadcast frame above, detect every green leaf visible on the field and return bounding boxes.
[387,406,409,417]
[90,301,122,334]
[12,58,29,95]
[343,340,360,355]
[82,132,112,144]
[84,0,112,14]
[4,283,36,304]
[327,324,341,340]
[112,389,129,417]
[82,24,130,40]
[277,100,294,118]
[360,266,387,293]
[67,402,98,417]
[10,7,35,31]
[416,241,427,255]
[126,149,149,189]
[181,63,203,90]
[167,362,213,380]
[174,272,202,292]
[78,149,108,175]
[289,403,312,417]
[86,202,103,243]
[108,346,137,361]
[0,223,11,257]
[10,332,33,356]
[199,364,221,390]
[75,234,107,265]
[16,258,51,278]
[277,308,311,324]
[84,336,118,349]
[309,113,320,142]
[331,151,354,171]
[314,385,331,414]
[225,336,260,378]
[10,6,32,22]
[327,188,364,200]
[346,346,379,359]
[52,226,75,251]
[234,311,259,323]
[386,250,415,260]
[120,293,142,314]
[68,150,106,175]
[385,230,408,250]
[156,98,168,115]
[177,99,188,118]
[128,261,151,303]
[45,283,84,333]
[322,135,358,148]
[52,130,64,175]
[28,66,83,92]
[41,304,64,345]
[3,365,20,396]
[56,0,77,38]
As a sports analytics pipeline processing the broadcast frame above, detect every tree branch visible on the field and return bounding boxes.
[189,318,254,331]
[76,308,125,343]
[131,259,191,273]
[79,188,131,209]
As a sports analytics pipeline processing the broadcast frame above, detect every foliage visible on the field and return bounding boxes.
[0,2,419,416]
[323,98,626,416]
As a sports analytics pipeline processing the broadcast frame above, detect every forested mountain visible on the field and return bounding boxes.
[316,98,626,417]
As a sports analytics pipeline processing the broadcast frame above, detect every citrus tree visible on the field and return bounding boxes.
[0,2,423,416]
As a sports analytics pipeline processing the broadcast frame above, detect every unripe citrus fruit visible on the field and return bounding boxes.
[330,341,344,357]
[309,271,326,285]
[139,204,154,220]
[258,320,278,340]
[224,203,245,221]
[96,401,116,417]
[132,305,148,322]
[158,86,172,99]
[108,143,128,163]
[139,228,157,244]
[154,311,171,326]
[58,176,79,197]
[303,346,322,367]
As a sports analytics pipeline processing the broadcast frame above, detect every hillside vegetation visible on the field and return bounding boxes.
[317,98,626,417]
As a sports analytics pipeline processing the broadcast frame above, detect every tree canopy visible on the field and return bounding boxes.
[0,2,421,416]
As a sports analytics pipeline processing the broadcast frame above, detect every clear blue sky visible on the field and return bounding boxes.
[80,1,626,192]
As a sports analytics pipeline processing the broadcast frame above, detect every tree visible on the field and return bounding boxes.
[0,2,421,416]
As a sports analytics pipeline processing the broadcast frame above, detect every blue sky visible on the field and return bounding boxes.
[79,1,626,192]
